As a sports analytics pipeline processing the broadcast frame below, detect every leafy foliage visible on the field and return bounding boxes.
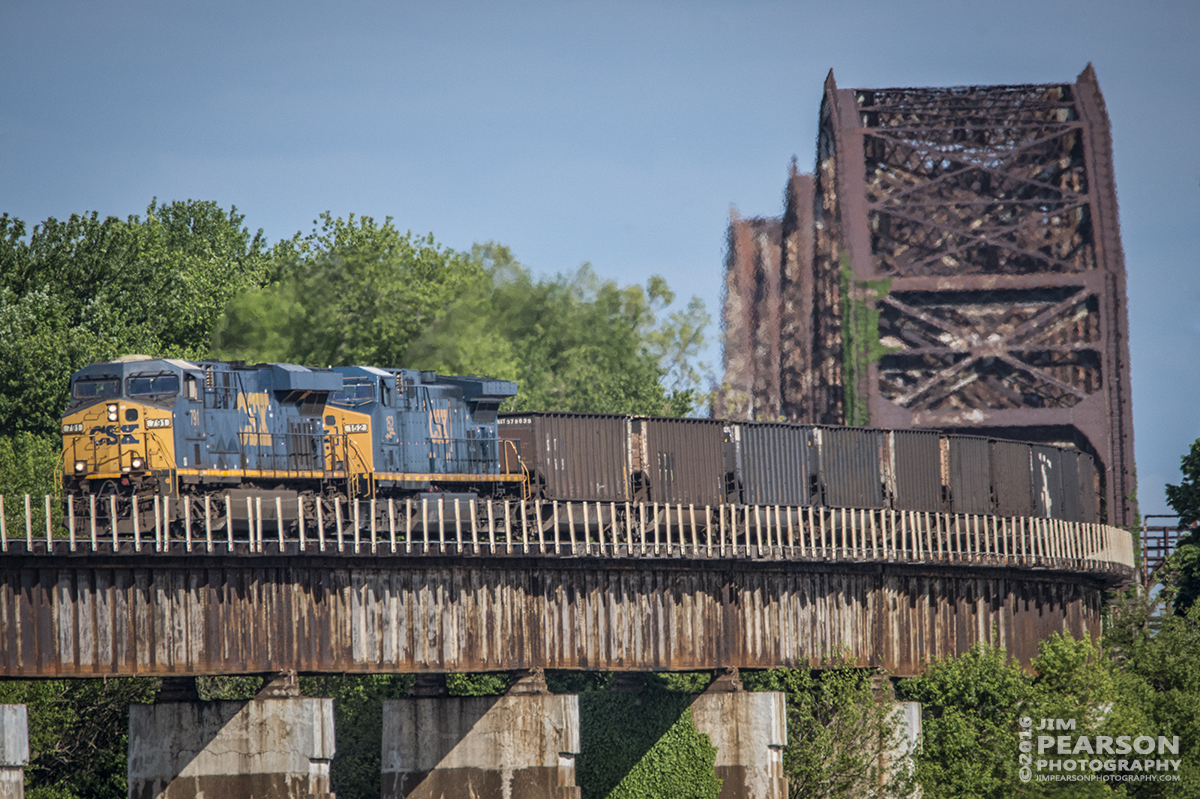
[1164,438,1200,613]
[299,674,415,799]
[743,666,913,799]
[576,689,721,799]
[214,233,710,416]
[0,679,158,799]
[0,432,62,536]
[0,201,270,439]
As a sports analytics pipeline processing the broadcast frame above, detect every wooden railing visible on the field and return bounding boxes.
[0,494,1135,577]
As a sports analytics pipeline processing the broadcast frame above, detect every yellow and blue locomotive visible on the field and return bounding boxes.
[61,356,521,515]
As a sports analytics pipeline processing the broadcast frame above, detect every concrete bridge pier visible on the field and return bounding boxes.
[127,674,335,799]
[0,706,29,799]
[382,669,580,799]
[690,670,788,799]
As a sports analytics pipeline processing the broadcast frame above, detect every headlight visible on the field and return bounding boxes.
[107,404,118,422]
[74,460,87,473]
[130,456,144,471]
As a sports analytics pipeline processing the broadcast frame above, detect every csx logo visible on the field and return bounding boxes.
[89,424,139,445]
[345,423,368,433]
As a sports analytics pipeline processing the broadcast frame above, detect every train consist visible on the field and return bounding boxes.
[61,357,1101,528]
[500,413,1099,523]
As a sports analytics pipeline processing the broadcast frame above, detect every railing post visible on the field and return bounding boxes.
[388,498,396,554]
[370,497,378,554]
[252,497,262,552]
[453,499,462,553]
[110,495,118,548]
[353,499,361,554]
[44,495,54,551]
[438,497,445,552]
[154,496,162,552]
[639,503,646,556]
[68,495,76,551]
[299,498,307,552]
[225,494,234,549]
[487,500,496,552]
[277,496,286,550]
[132,495,141,552]
[469,499,478,553]
[185,499,192,551]
[25,495,32,550]
[336,498,345,552]
[89,494,97,550]
[625,501,633,555]
[652,502,660,556]
[317,499,326,553]
[421,497,429,553]
[0,495,5,551]
[405,498,412,554]
[205,496,213,552]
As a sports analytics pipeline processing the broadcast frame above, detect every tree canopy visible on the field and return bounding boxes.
[0,200,270,439]
[1164,438,1200,613]
[212,219,709,416]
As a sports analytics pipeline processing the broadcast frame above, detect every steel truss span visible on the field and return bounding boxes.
[718,65,1135,526]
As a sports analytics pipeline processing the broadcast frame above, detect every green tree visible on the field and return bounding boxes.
[1164,438,1200,613]
[215,232,711,417]
[899,644,1030,799]
[743,666,912,799]
[0,679,159,799]
[1103,591,1200,797]
[212,213,485,368]
[0,201,270,439]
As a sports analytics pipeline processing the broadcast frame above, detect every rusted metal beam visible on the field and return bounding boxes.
[0,552,1114,678]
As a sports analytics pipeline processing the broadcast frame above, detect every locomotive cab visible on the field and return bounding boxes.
[326,366,518,494]
[62,355,192,496]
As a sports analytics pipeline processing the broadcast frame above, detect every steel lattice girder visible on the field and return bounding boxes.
[815,65,1135,525]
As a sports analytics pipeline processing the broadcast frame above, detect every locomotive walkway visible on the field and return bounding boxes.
[0,495,1134,678]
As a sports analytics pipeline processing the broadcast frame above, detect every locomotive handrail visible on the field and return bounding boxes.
[0,493,1135,582]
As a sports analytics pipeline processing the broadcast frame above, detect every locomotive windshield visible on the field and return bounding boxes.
[73,378,120,399]
[127,374,180,397]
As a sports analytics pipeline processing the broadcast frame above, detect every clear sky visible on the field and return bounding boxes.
[2,0,1197,515]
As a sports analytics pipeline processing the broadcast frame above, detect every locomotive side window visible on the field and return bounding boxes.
[128,374,180,397]
[381,380,393,407]
[473,402,500,423]
[332,378,374,405]
[73,378,120,399]
[185,375,199,401]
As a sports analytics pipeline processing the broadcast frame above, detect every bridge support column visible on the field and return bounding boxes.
[690,670,787,799]
[382,669,580,799]
[0,705,29,799]
[128,674,335,799]
[880,701,921,793]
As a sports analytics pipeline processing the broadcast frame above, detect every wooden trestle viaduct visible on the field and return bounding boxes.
[0,496,1134,678]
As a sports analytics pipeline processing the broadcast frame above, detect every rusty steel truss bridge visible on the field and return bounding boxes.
[719,65,1136,528]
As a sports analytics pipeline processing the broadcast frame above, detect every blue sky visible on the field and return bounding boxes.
[2,0,1197,515]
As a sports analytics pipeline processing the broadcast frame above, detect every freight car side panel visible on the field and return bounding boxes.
[818,427,886,508]
[737,423,815,506]
[498,413,630,502]
[889,430,942,511]
[990,440,1033,518]
[948,436,991,515]
[637,417,726,506]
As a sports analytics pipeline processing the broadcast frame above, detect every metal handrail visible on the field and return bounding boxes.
[1,493,1136,579]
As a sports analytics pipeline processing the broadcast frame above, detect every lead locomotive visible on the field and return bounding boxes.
[61,356,521,518]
